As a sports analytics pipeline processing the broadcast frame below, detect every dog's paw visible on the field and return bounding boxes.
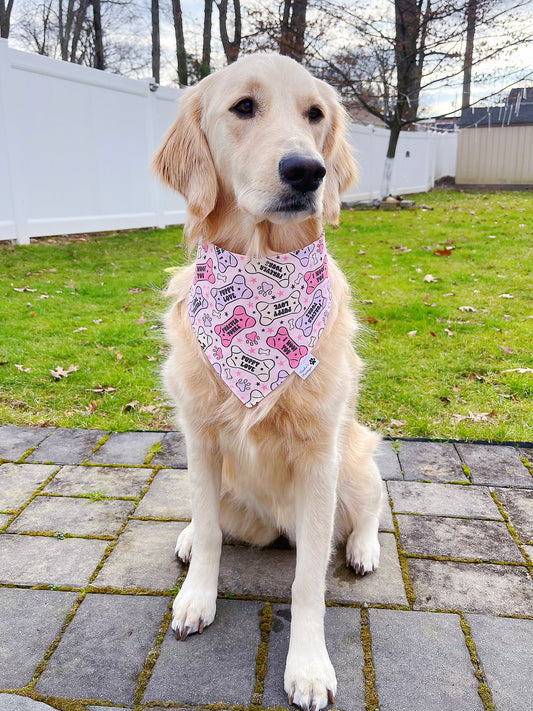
[175,522,194,564]
[284,651,337,711]
[171,582,216,640]
[346,528,380,575]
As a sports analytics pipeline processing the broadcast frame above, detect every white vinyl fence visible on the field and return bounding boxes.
[0,39,457,245]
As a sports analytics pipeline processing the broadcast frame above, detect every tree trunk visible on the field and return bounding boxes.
[462,0,477,111]
[218,0,241,64]
[171,0,188,86]
[394,0,421,128]
[92,0,105,70]
[151,0,160,83]
[381,117,402,198]
[201,0,213,78]
[0,0,15,39]
[279,0,307,63]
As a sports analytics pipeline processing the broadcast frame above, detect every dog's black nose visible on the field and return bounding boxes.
[279,155,326,193]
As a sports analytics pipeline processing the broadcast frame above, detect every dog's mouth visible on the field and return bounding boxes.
[264,192,318,217]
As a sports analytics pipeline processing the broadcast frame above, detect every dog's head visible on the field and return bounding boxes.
[153,53,356,239]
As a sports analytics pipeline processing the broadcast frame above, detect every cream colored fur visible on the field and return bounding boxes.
[154,53,383,711]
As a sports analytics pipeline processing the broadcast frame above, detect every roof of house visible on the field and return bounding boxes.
[460,88,533,128]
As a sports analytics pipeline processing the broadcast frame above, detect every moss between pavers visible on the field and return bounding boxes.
[489,491,533,578]
[133,603,175,707]
[459,615,496,711]
[360,608,379,711]
[388,493,416,607]
[250,602,273,707]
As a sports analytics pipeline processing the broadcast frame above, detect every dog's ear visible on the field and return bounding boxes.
[153,85,217,221]
[320,83,357,225]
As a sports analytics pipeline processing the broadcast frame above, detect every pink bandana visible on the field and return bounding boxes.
[188,232,332,407]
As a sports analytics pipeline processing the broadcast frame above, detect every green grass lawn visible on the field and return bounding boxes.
[1,189,532,441]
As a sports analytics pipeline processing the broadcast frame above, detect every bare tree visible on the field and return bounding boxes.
[171,0,188,85]
[91,0,104,69]
[0,0,15,38]
[151,0,160,83]
[218,0,241,64]
[280,0,308,62]
[201,0,213,77]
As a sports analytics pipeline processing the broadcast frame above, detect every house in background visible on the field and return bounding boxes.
[456,88,533,188]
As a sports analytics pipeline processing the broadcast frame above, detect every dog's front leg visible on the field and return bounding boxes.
[284,454,338,711]
[171,438,222,640]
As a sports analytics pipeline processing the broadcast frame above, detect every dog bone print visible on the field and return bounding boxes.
[258,348,270,355]
[245,258,295,288]
[211,274,253,311]
[196,326,213,351]
[295,289,327,337]
[304,255,328,294]
[194,258,216,284]
[246,390,264,408]
[256,290,302,326]
[214,245,238,273]
[271,369,290,390]
[266,327,308,368]
[214,306,256,347]
[226,346,275,382]
[189,286,208,319]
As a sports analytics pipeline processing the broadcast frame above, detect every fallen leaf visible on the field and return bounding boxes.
[123,400,139,411]
[14,364,31,373]
[360,299,374,304]
[140,404,158,413]
[50,364,79,380]
[469,373,485,381]
[458,306,478,312]
[423,274,439,282]
[128,287,146,293]
[443,293,455,297]
[433,248,453,257]
[358,250,366,255]
[86,401,99,413]
[136,316,148,325]
[361,316,378,324]
[407,330,418,337]
[14,286,36,292]
[499,345,514,355]
[368,275,381,280]
[73,327,88,333]
[502,368,533,374]
[146,356,157,362]
[444,328,455,336]
[116,352,124,361]
[93,319,103,324]
[87,385,117,393]
[429,331,437,337]
[390,419,406,427]
[498,294,514,299]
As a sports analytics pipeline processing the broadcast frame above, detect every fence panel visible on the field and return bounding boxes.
[0,40,456,245]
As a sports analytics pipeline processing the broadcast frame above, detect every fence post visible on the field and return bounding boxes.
[0,39,29,244]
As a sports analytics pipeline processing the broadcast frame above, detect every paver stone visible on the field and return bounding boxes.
[0,425,53,461]
[398,442,466,483]
[36,593,168,705]
[89,431,163,465]
[143,599,261,706]
[369,609,483,711]
[0,463,57,511]
[44,465,152,498]
[134,468,191,519]
[0,589,77,688]
[456,443,532,488]
[25,428,106,464]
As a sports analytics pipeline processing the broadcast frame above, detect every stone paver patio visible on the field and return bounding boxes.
[0,425,532,710]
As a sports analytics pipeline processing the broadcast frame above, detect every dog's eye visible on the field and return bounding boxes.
[308,106,324,122]
[231,98,256,118]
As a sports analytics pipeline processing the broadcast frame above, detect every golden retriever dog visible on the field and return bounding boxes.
[153,53,383,711]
